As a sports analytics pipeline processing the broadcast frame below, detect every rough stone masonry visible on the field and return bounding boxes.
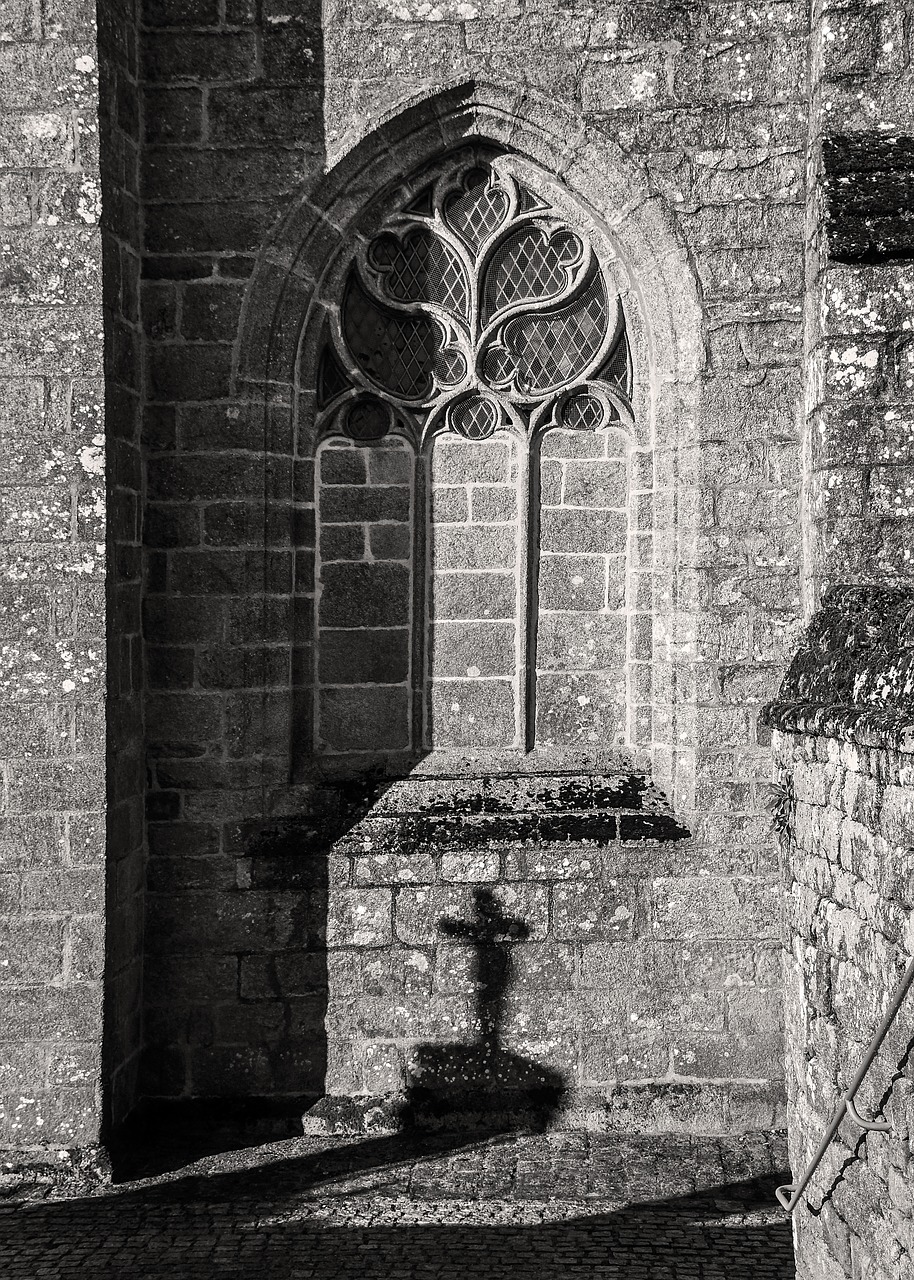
[0,2,912,1275]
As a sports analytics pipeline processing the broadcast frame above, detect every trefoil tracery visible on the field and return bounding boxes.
[315,158,633,444]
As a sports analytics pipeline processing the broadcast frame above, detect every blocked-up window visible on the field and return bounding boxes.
[311,153,633,762]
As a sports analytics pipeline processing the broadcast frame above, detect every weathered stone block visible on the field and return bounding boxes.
[440,850,500,882]
[319,561,410,627]
[430,571,515,620]
[674,38,805,106]
[368,524,410,560]
[0,918,65,983]
[584,1029,670,1084]
[142,31,258,83]
[429,679,516,748]
[504,846,598,881]
[535,671,625,747]
[470,486,517,523]
[561,459,627,509]
[552,881,638,941]
[651,875,780,942]
[320,447,366,486]
[537,554,605,612]
[319,524,364,561]
[540,507,625,554]
[429,620,516,678]
[430,436,512,486]
[432,524,517,571]
[319,627,410,685]
[320,483,410,524]
[366,445,411,485]
[536,613,625,671]
[7,759,105,815]
[318,686,410,752]
[430,486,469,524]
[352,851,435,886]
[395,884,548,947]
[581,48,669,112]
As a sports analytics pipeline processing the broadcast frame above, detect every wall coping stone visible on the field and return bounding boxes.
[765,702,914,751]
[763,585,914,749]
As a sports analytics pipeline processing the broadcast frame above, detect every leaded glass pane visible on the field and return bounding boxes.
[317,155,630,437]
[312,153,635,760]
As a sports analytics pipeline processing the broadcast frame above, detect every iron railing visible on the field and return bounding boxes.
[776,952,914,1213]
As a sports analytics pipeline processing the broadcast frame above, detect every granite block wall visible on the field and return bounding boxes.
[766,584,914,1278]
[807,0,914,596]
[310,768,786,1135]
[0,0,816,1143]
[139,0,328,1100]
[773,725,914,1280]
[0,0,107,1156]
[768,3,914,1272]
[135,0,807,1120]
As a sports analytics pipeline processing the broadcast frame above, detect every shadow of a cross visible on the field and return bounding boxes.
[439,888,530,1059]
[399,887,565,1132]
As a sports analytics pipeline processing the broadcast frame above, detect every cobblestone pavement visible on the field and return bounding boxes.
[0,1130,795,1278]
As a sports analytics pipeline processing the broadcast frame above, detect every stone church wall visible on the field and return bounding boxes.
[0,0,108,1158]
[138,0,330,1102]
[768,588,914,1280]
[775,728,914,1280]
[805,0,914,598]
[98,0,147,1136]
[138,0,806,1127]
[770,2,914,1274]
[0,0,817,1159]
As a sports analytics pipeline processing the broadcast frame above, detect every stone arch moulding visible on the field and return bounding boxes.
[234,80,704,797]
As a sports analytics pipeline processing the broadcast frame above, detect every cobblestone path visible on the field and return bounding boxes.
[1,1131,795,1278]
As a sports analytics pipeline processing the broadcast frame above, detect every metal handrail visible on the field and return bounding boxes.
[776,952,914,1213]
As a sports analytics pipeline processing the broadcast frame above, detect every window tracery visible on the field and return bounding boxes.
[311,153,636,760]
[316,159,632,442]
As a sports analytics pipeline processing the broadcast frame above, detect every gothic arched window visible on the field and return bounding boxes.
[311,152,633,764]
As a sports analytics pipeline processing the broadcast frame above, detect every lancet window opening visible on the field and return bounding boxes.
[312,152,635,756]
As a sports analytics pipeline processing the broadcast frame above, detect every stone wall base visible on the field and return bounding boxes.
[303,1082,787,1138]
[0,1146,111,1202]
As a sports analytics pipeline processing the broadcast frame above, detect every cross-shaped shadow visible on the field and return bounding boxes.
[401,888,565,1131]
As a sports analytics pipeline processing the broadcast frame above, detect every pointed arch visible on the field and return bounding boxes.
[234,79,704,795]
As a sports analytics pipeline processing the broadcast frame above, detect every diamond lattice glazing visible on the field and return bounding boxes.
[499,281,607,395]
[450,395,500,440]
[444,170,510,252]
[343,279,437,401]
[371,229,469,320]
[323,160,629,440]
[562,394,605,431]
[482,227,582,321]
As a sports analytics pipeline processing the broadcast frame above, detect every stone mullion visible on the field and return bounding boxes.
[524,434,543,753]
[421,439,439,754]
[412,450,428,755]
[516,432,533,753]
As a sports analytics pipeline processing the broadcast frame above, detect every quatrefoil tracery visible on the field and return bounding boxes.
[316,159,632,444]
